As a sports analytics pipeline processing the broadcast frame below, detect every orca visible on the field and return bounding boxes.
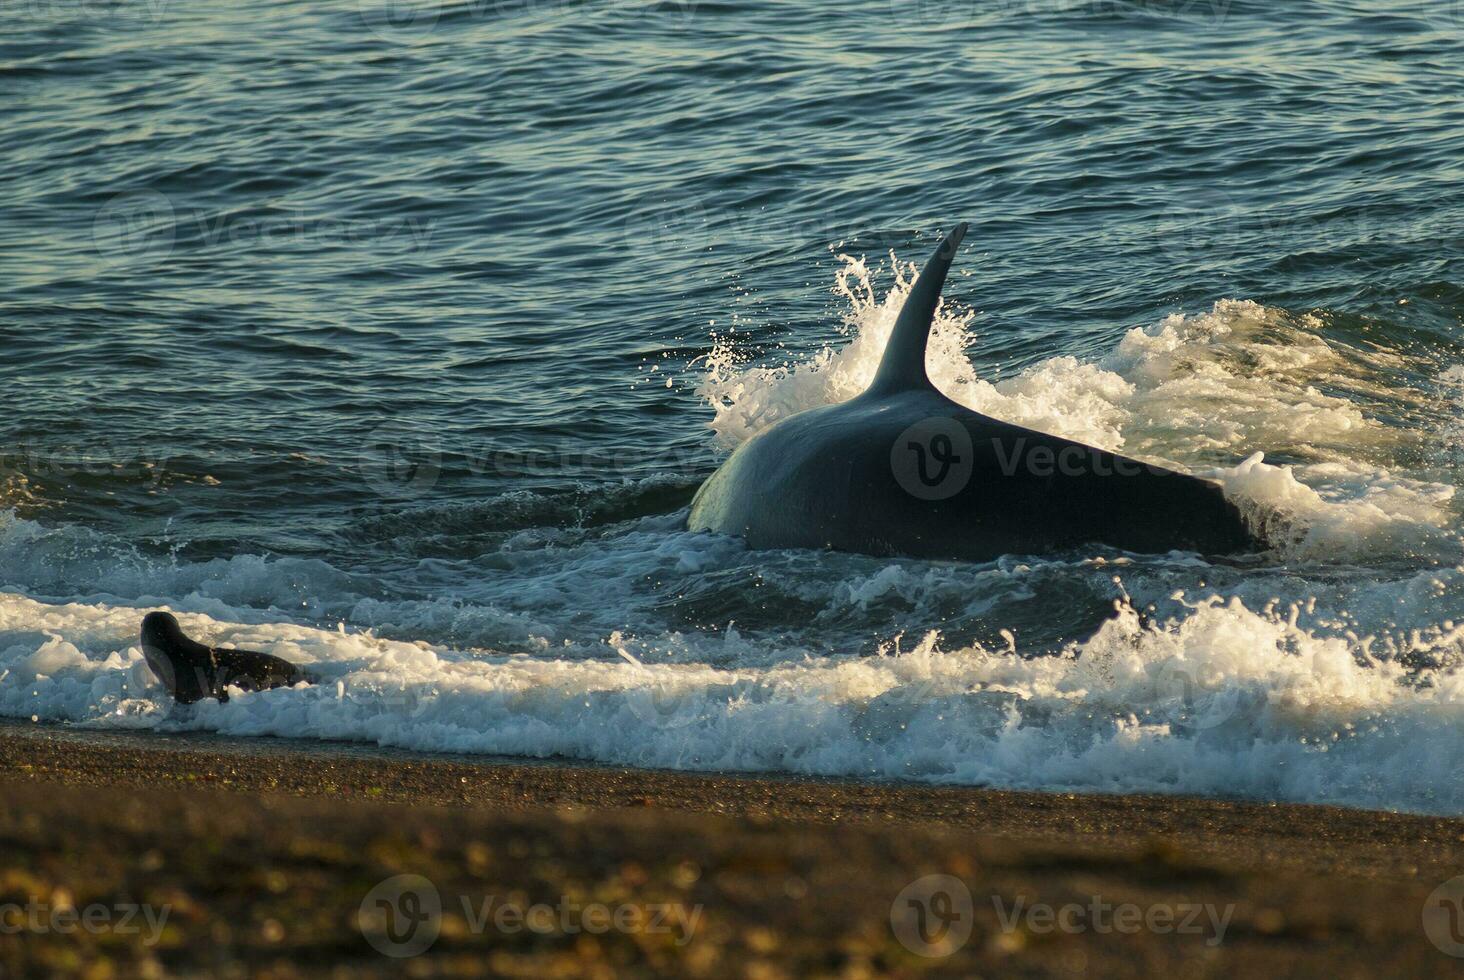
[140,612,309,704]
[687,223,1259,561]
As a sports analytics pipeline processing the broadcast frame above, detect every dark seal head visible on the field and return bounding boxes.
[688,223,1260,561]
[140,611,308,704]
[140,611,187,648]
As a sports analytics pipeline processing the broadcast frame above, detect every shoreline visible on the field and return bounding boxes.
[3,721,1464,975]
[6,719,1464,876]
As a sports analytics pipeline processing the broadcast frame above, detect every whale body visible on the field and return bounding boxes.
[687,224,1259,561]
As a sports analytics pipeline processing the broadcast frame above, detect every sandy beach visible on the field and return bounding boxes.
[1,721,1461,977]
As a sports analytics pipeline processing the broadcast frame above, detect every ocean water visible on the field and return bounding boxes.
[5,0,1464,813]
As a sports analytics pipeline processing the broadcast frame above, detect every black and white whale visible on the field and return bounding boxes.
[688,223,1259,560]
[140,611,309,703]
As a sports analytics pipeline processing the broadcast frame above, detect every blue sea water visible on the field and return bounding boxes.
[5,0,1464,812]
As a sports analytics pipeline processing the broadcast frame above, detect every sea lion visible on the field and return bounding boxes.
[140,611,308,704]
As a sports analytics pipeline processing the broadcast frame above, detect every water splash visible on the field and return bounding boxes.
[698,256,1461,562]
[7,584,1464,813]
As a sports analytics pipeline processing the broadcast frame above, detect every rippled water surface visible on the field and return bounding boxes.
[5,0,1464,812]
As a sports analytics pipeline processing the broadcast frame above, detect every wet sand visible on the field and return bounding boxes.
[1,721,1461,977]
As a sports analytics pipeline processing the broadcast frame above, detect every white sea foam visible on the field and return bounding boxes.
[4,577,1464,813]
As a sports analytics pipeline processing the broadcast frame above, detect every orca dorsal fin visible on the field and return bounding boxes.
[866,222,968,396]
